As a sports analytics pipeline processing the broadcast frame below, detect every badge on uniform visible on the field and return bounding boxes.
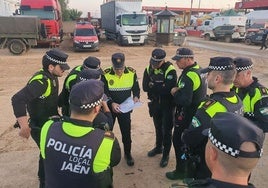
[192,116,201,128]
[167,75,173,80]
[178,82,185,89]
[109,79,114,86]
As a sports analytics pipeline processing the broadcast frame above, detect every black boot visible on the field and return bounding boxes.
[160,155,169,168]
[147,147,162,157]
[125,154,134,166]
[166,169,185,180]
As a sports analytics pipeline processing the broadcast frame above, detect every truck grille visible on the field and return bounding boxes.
[126,30,147,34]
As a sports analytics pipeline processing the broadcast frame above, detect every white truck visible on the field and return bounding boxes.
[100,0,148,45]
[246,10,268,28]
[197,16,247,32]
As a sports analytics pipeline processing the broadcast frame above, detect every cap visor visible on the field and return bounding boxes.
[150,58,161,66]
[172,55,182,61]
[202,128,209,136]
[60,63,70,70]
[200,67,210,73]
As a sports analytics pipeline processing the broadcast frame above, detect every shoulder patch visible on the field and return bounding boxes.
[202,99,216,110]
[104,67,112,74]
[104,131,115,139]
[127,66,136,73]
[191,116,201,128]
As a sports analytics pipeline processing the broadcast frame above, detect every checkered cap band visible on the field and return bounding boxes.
[208,64,233,71]
[175,54,194,58]
[208,129,240,157]
[151,56,164,62]
[80,97,103,109]
[236,64,253,71]
[46,54,66,65]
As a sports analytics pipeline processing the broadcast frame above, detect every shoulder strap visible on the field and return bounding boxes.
[29,69,51,98]
[212,94,243,115]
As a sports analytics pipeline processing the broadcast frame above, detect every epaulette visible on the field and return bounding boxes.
[104,67,112,74]
[259,86,268,96]
[202,99,216,110]
[104,131,115,139]
[127,66,136,73]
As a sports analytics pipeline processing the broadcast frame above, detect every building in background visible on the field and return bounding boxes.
[0,0,17,16]
[235,0,268,10]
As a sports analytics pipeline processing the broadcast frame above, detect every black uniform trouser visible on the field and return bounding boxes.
[261,38,267,49]
[152,103,174,157]
[112,112,132,155]
[31,128,45,184]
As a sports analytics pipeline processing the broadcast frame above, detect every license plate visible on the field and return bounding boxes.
[83,44,91,48]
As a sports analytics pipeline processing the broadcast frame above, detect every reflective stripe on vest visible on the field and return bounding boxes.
[201,95,240,118]
[240,88,262,115]
[104,68,135,91]
[40,119,54,159]
[178,64,201,91]
[29,71,51,98]
[40,120,113,173]
[146,64,176,78]
[65,66,82,91]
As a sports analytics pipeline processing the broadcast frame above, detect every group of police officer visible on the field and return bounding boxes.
[11,47,268,188]
[142,47,267,187]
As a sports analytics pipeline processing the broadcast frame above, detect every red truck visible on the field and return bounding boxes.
[20,0,62,46]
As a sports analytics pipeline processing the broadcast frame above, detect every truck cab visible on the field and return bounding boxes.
[72,21,99,51]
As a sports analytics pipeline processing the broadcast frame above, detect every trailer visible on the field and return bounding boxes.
[0,16,45,55]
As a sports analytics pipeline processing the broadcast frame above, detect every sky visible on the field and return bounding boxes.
[68,0,238,17]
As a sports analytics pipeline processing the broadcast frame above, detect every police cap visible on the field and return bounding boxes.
[70,80,104,110]
[150,48,166,66]
[203,112,264,158]
[83,56,101,70]
[112,53,125,69]
[43,49,70,70]
[77,69,101,83]
[172,48,194,61]
[201,57,235,73]
[233,57,253,72]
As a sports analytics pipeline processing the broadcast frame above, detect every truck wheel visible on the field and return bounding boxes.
[116,35,123,46]
[8,39,26,55]
[225,36,232,43]
[204,34,210,41]
[245,39,252,45]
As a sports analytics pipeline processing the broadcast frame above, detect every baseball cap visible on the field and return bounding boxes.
[203,112,264,158]
[201,57,235,73]
[233,57,253,72]
[77,69,101,83]
[172,48,194,61]
[112,53,125,69]
[83,56,101,70]
[69,80,104,111]
[150,48,166,66]
[44,49,70,70]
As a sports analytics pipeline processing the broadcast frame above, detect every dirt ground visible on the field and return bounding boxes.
[0,36,268,188]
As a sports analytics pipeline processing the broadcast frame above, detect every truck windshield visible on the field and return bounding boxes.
[75,28,96,36]
[21,10,55,20]
[122,14,147,26]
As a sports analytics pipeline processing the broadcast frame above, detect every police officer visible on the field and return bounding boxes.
[233,57,268,132]
[102,52,140,166]
[182,57,244,180]
[142,48,177,167]
[185,112,264,188]
[260,26,268,50]
[11,49,70,188]
[166,48,207,180]
[40,80,121,188]
[58,56,102,116]
[77,69,113,131]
